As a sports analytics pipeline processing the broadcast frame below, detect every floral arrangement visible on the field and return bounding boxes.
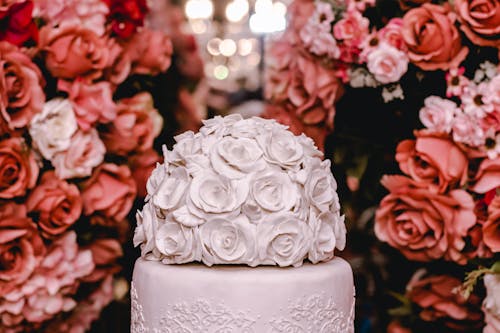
[134,115,347,268]
[0,0,175,331]
[264,0,500,331]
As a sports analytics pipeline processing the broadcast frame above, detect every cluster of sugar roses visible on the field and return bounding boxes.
[134,115,346,268]
[265,0,500,150]
[0,0,173,331]
[376,65,500,332]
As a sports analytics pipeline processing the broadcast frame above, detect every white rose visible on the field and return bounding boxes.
[251,170,298,212]
[188,171,248,214]
[145,162,167,201]
[367,43,408,84]
[297,134,323,159]
[200,215,256,265]
[308,210,346,263]
[153,166,190,211]
[155,220,201,264]
[229,118,260,138]
[134,202,161,259]
[483,273,500,333]
[173,131,203,160]
[29,98,78,160]
[257,213,312,267]
[200,114,243,137]
[305,159,339,212]
[51,129,105,180]
[210,136,266,179]
[257,128,304,170]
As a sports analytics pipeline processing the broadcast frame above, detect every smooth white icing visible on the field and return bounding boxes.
[131,257,355,333]
[134,115,346,267]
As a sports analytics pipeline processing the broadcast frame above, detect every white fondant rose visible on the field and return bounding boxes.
[171,205,205,227]
[155,220,201,264]
[257,214,312,267]
[189,172,248,214]
[134,202,161,259]
[146,162,167,200]
[241,199,263,224]
[251,171,298,212]
[257,128,304,170]
[173,131,203,160]
[153,167,190,211]
[200,215,256,265]
[29,98,78,160]
[229,118,260,138]
[308,211,346,263]
[305,160,339,212]
[200,114,243,136]
[210,136,266,179]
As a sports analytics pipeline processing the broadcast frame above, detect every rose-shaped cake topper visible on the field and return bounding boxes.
[134,115,346,267]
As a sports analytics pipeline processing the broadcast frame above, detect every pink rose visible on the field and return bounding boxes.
[100,92,159,156]
[367,42,408,84]
[396,131,468,193]
[452,112,486,147]
[484,196,500,252]
[455,0,500,47]
[378,18,406,51]
[402,4,469,70]
[406,271,483,330]
[122,28,173,76]
[488,75,500,110]
[39,25,109,81]
[333,10,370,48]
[0,137,38,199]
[27,171,82,239]
[82,238,122,283]
[103,37,131,86]
[58,79,117,131]
[81,163,136,221]
[129,149,161,198]
[375,175,476,263]
[34,0,109,36]
[471,158,500,193]
[0,202,45,295]
[173,34,205,82]
[419,96,458,133]
[287,0,316,34]
[52,129,105,180]
[0,41,45,133]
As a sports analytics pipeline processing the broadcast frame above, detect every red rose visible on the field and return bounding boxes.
[471,158,500,193]
[0,1,37,46]
[0,41,45,133]
[104,0,148,39]
[0,202,45,294]
[0,137,39,199]
[129,149,161,198]
[387,321,411,333]
[407,271,483,331]
[27,171,83,239]
[81,163,136,222]
[396,131,468,193]
[375,175,477,264]
[402,4,469,70]
[455,0,500,47]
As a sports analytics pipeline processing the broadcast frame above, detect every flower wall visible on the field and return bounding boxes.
[264,0,500,332]
[0,0,203,331]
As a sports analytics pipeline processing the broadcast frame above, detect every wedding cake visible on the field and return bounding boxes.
[131,115,355,332]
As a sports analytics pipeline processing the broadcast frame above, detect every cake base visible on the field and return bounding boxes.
[131,258,355,333]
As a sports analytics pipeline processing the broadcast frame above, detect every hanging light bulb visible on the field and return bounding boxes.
[185,0,213,20]
[226,0,249,23]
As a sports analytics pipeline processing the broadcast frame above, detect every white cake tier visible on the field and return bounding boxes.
[131,257,355,333]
